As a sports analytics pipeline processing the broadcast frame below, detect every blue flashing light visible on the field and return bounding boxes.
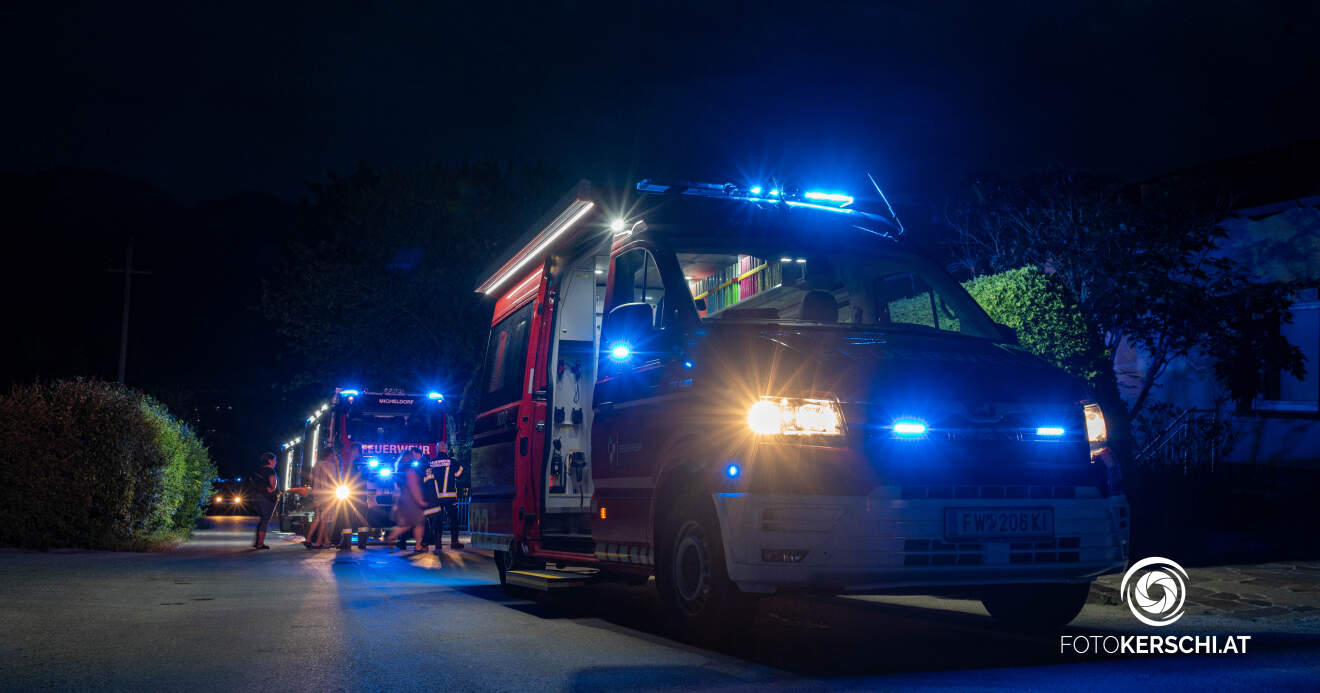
[725,463,741,478]
[428,392,444,401]
[749,186,762,194]
[785,200,855,214]
[682,360,695,369]
[1036,427,1066,437]
[339,389,360,397]
[235,476,243,482]
[768,189,779,197]
[411,460,420,468]
[367,458,380,469]
[609,342,631,362]
[377,467,393,480]
[893,420,928,437]
[804,191,855,206]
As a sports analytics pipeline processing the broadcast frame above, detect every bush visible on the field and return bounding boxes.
[964,266,1100,380]
[0,380,216,550]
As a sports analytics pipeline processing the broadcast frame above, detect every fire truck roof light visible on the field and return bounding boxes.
[480,200,595,295]
[1037,427,1066,437]
[609,343,631,362]
[749,186,762,194]
[378,467,393,480]
[367,458,380,468]
[785,200,856,214]
[803,191,854,206]
[339,389,359,397]
[428,392,444,401]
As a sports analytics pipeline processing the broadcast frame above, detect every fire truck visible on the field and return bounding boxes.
[277,387,449,545]
[469,180,1129,642]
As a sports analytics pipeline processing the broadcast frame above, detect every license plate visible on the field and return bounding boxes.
[945,507,1054,540]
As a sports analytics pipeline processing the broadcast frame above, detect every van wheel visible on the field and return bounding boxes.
[656,495,754,645]
[981,582,1091,631]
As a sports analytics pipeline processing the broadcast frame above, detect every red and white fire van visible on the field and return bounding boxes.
[469,180,1129,641]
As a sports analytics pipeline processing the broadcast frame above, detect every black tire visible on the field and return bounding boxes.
[981,582,1091,631]
[655,494,755,645]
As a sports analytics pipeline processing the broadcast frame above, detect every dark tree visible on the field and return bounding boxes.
[947,168,1304,458]
[263,161,570,445]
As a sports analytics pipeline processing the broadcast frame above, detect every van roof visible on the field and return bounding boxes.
[475,178,904,295]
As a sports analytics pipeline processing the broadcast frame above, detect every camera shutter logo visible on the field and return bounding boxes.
[1120,556,1189,627]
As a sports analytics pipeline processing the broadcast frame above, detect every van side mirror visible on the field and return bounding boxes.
[603,302,657,358]
[693,297,707,312]
[995,323,1019,345]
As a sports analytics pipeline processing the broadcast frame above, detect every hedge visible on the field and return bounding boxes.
[0,380,216,550]
[963,266,1099,380]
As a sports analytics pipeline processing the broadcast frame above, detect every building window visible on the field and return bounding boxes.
[1255,288,1320,414]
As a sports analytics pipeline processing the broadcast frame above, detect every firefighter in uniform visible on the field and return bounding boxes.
[422,442,464,550]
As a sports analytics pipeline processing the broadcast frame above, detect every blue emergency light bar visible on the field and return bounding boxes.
[339,389,360,397]
[635,179,892,226]
[428,392,444,401]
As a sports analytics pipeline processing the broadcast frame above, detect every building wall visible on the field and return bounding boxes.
[1127,196,1320,469]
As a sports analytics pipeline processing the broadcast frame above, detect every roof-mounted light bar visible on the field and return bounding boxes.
[477,199,595,295]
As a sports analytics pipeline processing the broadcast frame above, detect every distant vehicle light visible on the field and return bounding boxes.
[215,495,222,503]
[367,458,380,469]
[232,496,242,503]
[378,467,393,480]
[609,343,631,361]
[334,485,350,500]
[892,420,928,437]
[609,219,626,233]
[725,463,740,478]
[1036,427,1066,437]
[428,392,444,401]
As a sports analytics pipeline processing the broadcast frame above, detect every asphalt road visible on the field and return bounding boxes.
[2,517,1318,692]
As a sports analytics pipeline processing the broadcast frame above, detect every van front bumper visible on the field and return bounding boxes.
[712,488,1129,594]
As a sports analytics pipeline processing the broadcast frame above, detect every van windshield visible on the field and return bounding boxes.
[664,217,997,338]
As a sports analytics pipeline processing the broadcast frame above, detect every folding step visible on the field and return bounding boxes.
[506,567,597,591]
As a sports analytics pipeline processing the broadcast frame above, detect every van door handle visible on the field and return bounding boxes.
[519,437,528,456]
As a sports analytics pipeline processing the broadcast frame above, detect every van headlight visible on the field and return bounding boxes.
[334,484,351,500]
[748,396,843,436]
[1083,402,1108,451]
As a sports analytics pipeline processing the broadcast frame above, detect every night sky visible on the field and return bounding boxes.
[6,1,1317,202]
[3,1,1317,473]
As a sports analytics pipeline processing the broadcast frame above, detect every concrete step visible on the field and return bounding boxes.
[507,567,597,591]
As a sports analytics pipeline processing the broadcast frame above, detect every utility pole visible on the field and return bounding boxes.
[106,237,152,384]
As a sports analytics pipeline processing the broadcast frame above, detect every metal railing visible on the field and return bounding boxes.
[1134,408,1228,472]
